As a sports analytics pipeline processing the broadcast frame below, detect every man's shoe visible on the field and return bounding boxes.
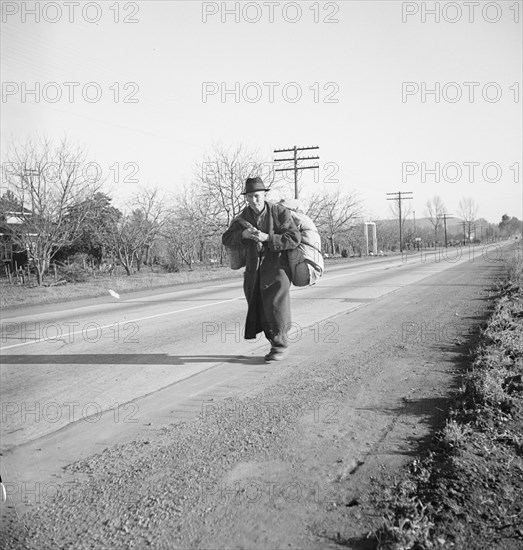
[264,348,288,362]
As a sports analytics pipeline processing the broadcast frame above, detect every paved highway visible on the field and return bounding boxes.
[1,245,505,449]
[0,241,514,542]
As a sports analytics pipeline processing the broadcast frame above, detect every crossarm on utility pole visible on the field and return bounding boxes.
[273,145,321,200]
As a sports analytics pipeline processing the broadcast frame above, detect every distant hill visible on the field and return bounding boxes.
[376,217,465,230]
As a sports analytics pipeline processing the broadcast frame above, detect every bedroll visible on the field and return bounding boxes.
[279,199,324,287]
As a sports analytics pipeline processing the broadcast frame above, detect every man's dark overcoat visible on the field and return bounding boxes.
[222,202,301,345]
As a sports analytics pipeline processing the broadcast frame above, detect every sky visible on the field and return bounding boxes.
[1,0,522,223]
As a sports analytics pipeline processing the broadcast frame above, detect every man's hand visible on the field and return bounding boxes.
[242,228,269,242]
[242,228,255,240]
[255,230,269,242]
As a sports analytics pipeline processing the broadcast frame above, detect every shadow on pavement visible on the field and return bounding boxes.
[0,354,265,365]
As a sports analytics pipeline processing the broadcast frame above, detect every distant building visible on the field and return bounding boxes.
[0,208,31,270]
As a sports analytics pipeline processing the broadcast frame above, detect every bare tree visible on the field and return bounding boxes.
[108,212,144,276]
[107,187,170,275]
[162,214,199,270]
[161,184,221,269]
[304,188,363,254]
[132,186,170,270]
[1,137,103,284]
[198,144,260,225]
[457,197,479,240]
[388,198,413,227]
[425,195,446,244]
[376,219,400,252]
[196,143,278,226]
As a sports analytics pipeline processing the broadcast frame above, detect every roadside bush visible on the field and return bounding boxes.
[57,264,91,283]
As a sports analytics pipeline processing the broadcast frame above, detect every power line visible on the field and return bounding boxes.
[386,190,413,253]
[273,145,319,199]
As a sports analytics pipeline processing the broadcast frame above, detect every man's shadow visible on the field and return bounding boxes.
[0,354,265,365]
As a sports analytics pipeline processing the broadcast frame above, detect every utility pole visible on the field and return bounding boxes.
[273,145,319,199]
[441,213,453,247]
[386,191,413,253]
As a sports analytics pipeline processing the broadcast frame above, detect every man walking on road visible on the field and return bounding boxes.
[222,177,301,362]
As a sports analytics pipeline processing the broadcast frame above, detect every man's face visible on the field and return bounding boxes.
[245,191,266,214]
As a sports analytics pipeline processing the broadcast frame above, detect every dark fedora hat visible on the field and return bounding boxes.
[241,176,269,195]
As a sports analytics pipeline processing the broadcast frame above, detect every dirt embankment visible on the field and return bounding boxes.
[373,255,523,550]
[1,253,512,550]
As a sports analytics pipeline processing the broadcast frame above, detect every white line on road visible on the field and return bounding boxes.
[0,258,458,351]
[0,297,243,351]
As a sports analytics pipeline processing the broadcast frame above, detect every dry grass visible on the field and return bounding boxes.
[0,255,376,310]
[0,267,243,309]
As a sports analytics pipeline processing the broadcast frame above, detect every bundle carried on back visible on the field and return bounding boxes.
[278,198,324,287]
